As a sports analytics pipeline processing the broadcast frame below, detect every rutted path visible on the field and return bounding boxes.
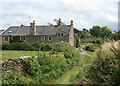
[49,49,93,84]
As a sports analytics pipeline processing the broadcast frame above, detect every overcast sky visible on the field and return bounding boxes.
[0,0,119,31]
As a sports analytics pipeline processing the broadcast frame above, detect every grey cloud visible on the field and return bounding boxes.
[1,0,118,31]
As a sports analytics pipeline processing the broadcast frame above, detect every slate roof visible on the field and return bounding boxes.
[80,38,98,43]
[2,25,71,36]
[0,30,4,34]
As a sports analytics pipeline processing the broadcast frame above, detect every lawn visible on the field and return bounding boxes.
[1,50,39,60]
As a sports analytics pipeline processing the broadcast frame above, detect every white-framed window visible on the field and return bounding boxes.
[20,36,26,41]
[57,32,64,37]
[48,37,52,41]
[61,33,64,37]
[5,36,9,41]
[41,36,47,41]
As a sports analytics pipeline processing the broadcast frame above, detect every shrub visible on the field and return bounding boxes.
[23,57,40,76]
[2,44,10,50]
[96,39,102,44]
[41,43,52,51]
[52,42,70,52]
[31,42,41,51]
[2,42,34,51]
[2,73,29,84]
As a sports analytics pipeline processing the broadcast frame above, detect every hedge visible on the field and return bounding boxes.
[2,42,52,51]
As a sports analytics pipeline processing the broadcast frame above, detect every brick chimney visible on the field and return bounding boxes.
[58,18,61,26]
[70,20,73,25]
[21,24,24,27]
[30,20,36,35]
[69,20,74,46]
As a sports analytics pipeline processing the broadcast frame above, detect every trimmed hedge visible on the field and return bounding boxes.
[2,42,52,51]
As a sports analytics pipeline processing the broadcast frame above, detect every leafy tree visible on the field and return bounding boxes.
[48,18,65,26]
[90,26,112,38]
[112,31,120,40]
[101,26,112,38]
[90,25,101,38]
[83,28,89,32]
[79,30,91,38]
[74,28,80,33]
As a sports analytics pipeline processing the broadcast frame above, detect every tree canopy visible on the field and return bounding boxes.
[48,18,65,26]
[90,25,112,38]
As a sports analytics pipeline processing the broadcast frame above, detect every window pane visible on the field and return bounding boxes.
[61,33,64,37]
[59,33,61,37]
[20,36,26,41]
[48,37,51,41]
[45,37,47,40]
[5,37,8,41]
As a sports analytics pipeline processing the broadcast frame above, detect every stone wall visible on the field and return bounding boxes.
[26,35,69,44]
[2,56,32,73]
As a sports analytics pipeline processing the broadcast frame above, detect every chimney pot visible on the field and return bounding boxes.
[71,20,73,25]
[58,18,61,26]
[30,20,36,35]
[21,24,24,27]
[33,20,35,24]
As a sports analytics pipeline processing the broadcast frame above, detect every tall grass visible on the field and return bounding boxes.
[86,41,120,85]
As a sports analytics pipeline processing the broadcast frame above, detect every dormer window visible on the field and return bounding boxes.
[5,36,9,41]
[20,36,26,41]
[57,32,64,37]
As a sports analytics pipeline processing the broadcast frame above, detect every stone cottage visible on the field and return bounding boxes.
[1,20,74,46]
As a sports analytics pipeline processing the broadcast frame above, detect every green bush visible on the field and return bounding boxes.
[41,43,52,51]
[2,44,10,50]
[2,42,34,51]
[31,42,41,51]
[23,57,41,76]
[2,73,29,84]
[96,39,102,44]
[2,42,53,51]
[64,45,80,67]
[52,42,70,52]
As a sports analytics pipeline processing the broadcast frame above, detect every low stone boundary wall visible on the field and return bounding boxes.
[2,56,34,73]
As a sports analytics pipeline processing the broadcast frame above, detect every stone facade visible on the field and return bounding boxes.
[26,35,69,44]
